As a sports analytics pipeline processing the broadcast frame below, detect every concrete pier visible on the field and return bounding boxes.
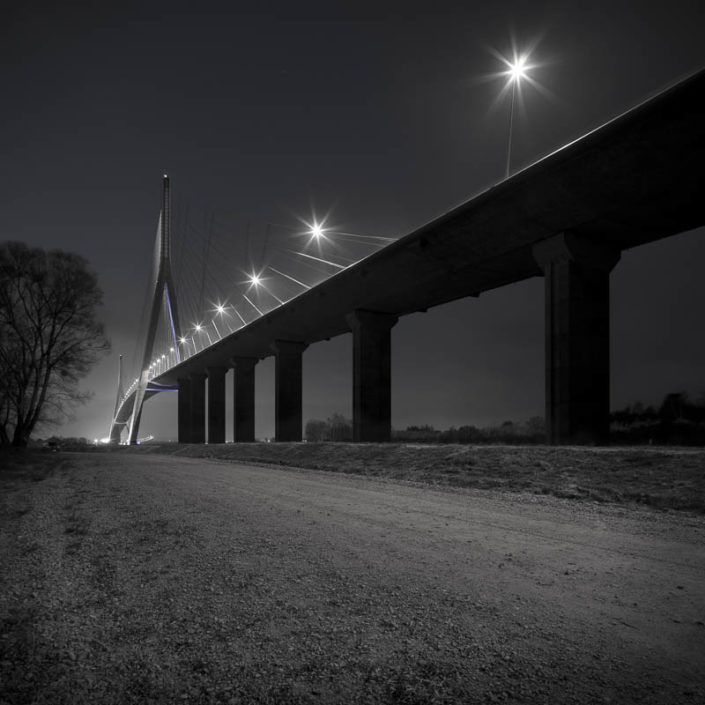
[272,341,307,442]
[347,310,398,442]
[177,377,192,443]
[533,233,620,444]
[232,357,257,442]
[206,367,227,444]
[189,372,207,444]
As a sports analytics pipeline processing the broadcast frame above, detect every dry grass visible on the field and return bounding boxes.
[123,442,705,513]
[0,448,63,484]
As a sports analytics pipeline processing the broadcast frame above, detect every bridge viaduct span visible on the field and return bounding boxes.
[113,68,704,445]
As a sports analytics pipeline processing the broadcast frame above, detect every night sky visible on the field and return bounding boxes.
[3,0,704,441]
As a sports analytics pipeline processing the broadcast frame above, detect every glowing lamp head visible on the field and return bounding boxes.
[310,222,324,239]
[179,337,186,344]
[508,56,528,82]
[216,304,226,314]
[249,273,261,287]
[195,324,202,332]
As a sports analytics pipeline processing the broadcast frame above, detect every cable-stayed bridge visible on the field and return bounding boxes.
[110,68,705,445]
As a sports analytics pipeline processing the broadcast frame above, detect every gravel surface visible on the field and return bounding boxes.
[1,451,704,704]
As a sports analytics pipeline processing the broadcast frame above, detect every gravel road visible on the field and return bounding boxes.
[2,452,704,704]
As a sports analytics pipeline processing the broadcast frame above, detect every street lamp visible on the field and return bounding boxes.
[310,222,325,240]
[504,55,530,179]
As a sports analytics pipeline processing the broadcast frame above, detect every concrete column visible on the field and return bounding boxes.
[232,357,257,442]
[271,341,308,442]
[346,310,398,442]
[177,377,192,443]
[533,232,620,445]
[206,367,227,444]
[189,372,207,444]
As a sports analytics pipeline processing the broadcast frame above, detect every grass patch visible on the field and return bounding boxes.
[0,449,65,485]
[64,516,90,536]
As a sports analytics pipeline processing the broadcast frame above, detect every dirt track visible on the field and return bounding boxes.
[1,452,704,703]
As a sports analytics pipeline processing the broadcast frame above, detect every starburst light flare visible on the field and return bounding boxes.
[506,55,528,82]
[297,213,331,244]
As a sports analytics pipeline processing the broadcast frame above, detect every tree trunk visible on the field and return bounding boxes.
[12,422,29,448]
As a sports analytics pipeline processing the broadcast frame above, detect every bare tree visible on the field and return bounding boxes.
[0,241,109,447]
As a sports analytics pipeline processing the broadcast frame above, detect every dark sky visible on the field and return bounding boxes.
[3,0,704,441]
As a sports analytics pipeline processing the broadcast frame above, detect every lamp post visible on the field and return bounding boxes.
[505,56,528,179]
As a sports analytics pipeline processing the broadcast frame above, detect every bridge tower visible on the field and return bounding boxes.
[127,175,182,444]
[107,355,128,443]
[113,354,124,416]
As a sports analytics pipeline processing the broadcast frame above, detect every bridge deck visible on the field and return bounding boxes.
[154,69,704,385]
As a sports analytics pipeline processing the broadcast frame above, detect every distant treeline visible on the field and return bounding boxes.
[39,436,92,449]
[306,392,705,445]
[392,418,546,444]
[305,414,354,442]
[610,392,705,445]
[305,415,546,444]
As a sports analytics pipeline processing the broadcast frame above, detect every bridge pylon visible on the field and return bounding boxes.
[126,175,182,444]
[107,355,127,443]
[113,354,124,416]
